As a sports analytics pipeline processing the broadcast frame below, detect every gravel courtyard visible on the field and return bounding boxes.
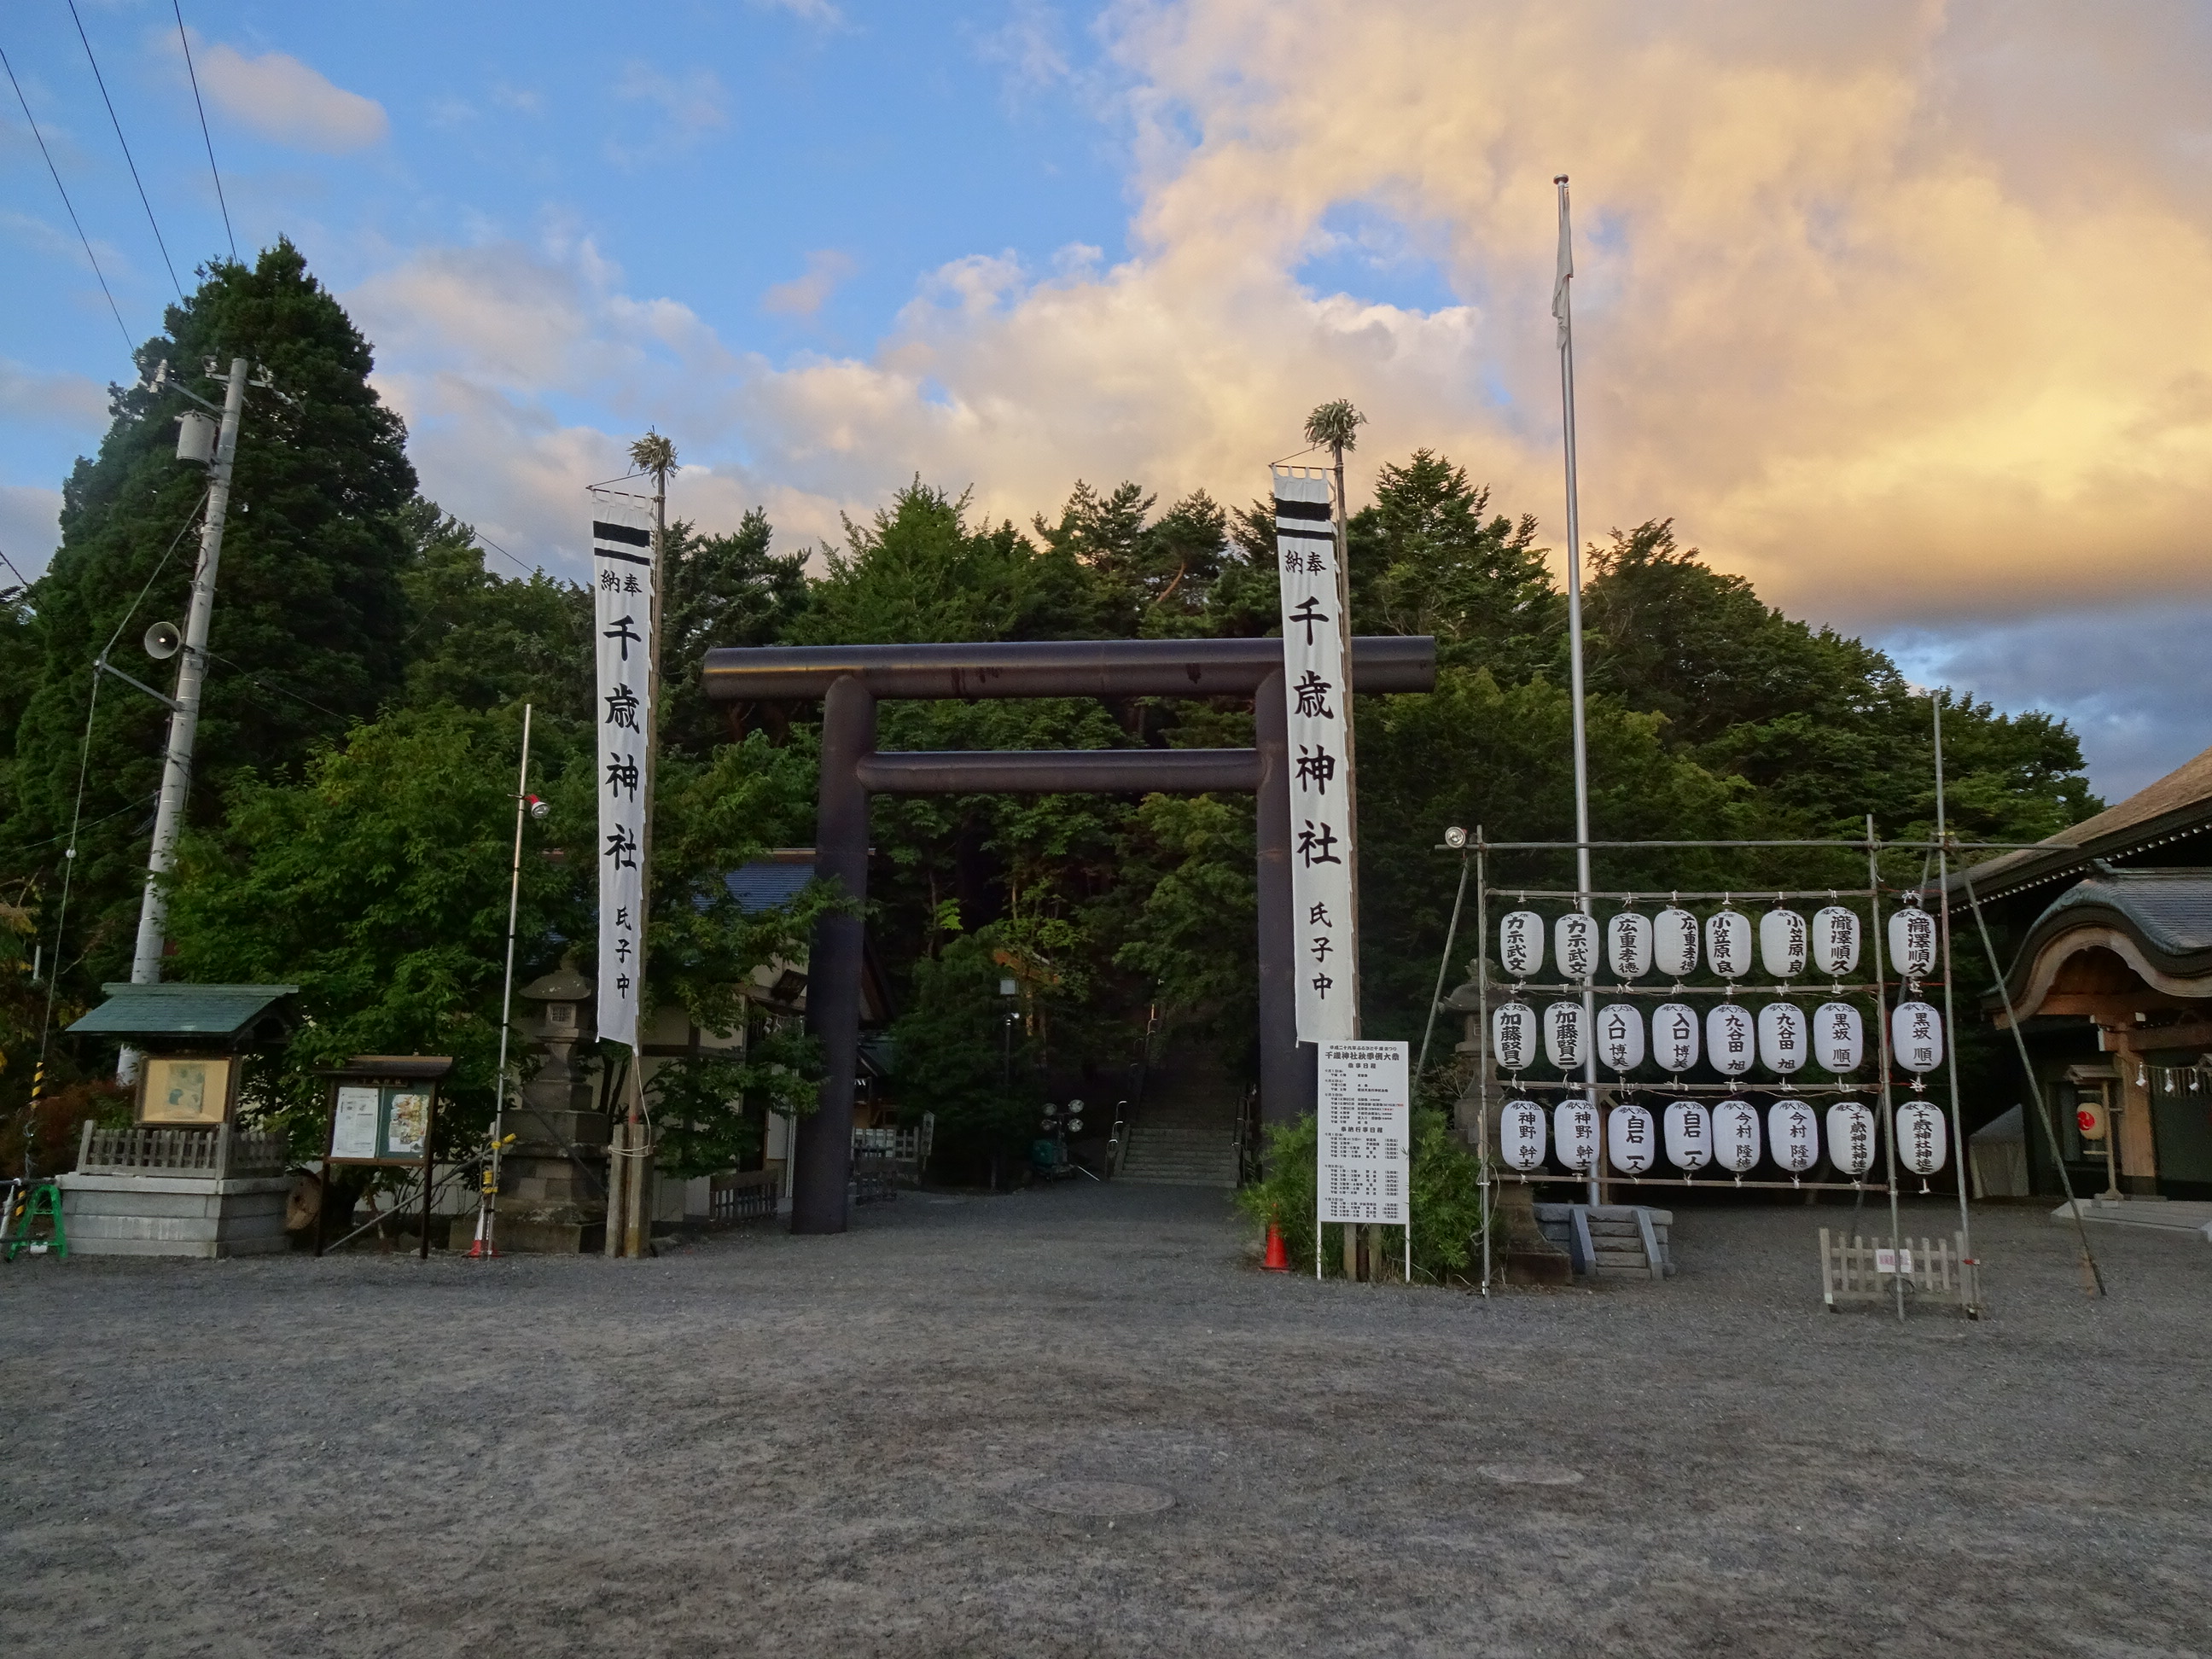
[3,1184,2206,1657]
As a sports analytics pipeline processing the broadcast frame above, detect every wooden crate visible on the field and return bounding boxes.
[1819,1229,1979,1312]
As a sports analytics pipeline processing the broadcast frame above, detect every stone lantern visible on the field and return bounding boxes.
[496,961,609,1252]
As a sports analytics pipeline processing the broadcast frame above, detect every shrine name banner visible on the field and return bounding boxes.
[1318,1039,1409,1228]
[1272,467,1359,1043]
[593,515,657,1050]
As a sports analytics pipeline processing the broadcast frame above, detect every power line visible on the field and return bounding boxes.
[0,544,34,590]
[172,2,235,263]
[1,43,136,358]
[67,0,186,303]
[474,530,539,577]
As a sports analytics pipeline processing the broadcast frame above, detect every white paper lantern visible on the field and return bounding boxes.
[1500,1098,1547,1172]
[1606,912,1652,980]
[1767,1099,1819,1173]
[1652,906,1701,977]
[1706,1002,1755,1076]
[1895,1101,1948,1175]
[1706,909,1753,980]
[1814,1001,1864,1074]
[1812,905,1861,976]
[1663,1100,1712,1171]
[1714,1098,1761,1173]
[1889,1000,1945,1073]
[1491,1001,1537,1074]
[1651,1003,1701,1074]
[1499,910,1545,979]
[1553,1098,1598,1172]
[1544,1001,1586,1070]
[1595,1003,1645,1073]
[1554,912,1598,983]
[1756,1002,1807,1074]
[1825,1101,1875,1176]
[1607,1103,1656,1175]
[1888,906,1937,979]
[1759,909,1809,979]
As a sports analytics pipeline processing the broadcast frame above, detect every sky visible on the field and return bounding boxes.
[4,0,2210,803]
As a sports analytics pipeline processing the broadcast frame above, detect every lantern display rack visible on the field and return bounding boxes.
[1453,829,1970,1215]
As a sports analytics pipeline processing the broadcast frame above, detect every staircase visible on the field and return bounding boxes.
[1117,1051,1242,1189]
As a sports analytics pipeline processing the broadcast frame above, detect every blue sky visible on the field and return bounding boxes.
[6,1,2212,805]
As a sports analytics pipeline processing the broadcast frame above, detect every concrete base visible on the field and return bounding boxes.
[2052,1196,2212,1241]
[57,1172,294,1259]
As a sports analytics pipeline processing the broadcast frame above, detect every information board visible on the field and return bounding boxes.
[326,1083,438,1165]
[1317,1039,1410,1230]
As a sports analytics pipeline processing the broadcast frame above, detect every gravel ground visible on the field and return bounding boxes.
[2,1185,2207,1658]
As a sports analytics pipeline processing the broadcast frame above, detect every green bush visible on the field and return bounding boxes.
[1237,1108,1490,1284]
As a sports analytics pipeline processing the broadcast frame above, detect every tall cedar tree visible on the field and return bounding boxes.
[0,242,416,1018]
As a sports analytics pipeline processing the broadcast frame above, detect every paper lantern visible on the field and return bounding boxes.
[1554,912,1598,983]
[1706,909,1752,980]
[1813,1001,1864,1074]
[1812,905,1860,976]
[1825,1101,1875,1176]
[1553,1098,1598,1172]
[1607,912,1652,980]
[1607,1103,1656,1175]
[1759,909,1808,979]
[1767,1099,1819,1173]
[1888,906,1937,979]
[1500,1098,1547,1171]
[1595,1003,1644,1073]
[1706,1002,1755,1076]
[1544,1001,1586,1070]
[1896,1101,1947,1175]
[1499,910,1545,979]
[1756,1002,1807,1074]
[1714,1099,1761,1173]
[1651,1003,1701,1074]
[1663,1100,1711,1172]
[1652,906,1700,977]
[1889,1000,1945,1073]
[1491,1001,1537,1074]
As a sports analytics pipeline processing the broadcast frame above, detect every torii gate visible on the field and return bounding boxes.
[701,637,1437,1233]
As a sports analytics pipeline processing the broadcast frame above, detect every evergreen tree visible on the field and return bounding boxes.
[656,510,811,755]
[0,242,418,1004]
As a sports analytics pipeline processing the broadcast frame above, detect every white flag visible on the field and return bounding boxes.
[1272,467,1358,1044]
[1551,177,1574,350]
[592,513,655,1050]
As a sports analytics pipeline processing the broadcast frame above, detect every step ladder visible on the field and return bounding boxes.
[3,1180,67,1261]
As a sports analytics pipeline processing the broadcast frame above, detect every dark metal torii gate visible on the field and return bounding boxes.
[702,637,1437,1233]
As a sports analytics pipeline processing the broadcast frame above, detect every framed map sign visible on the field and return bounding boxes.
[137,1054,236,1126]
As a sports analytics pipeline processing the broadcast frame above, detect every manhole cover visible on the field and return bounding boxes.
[1022,1480,1175,1516]
[1478,1464,1584,1487]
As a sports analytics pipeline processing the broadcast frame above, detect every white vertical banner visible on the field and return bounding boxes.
[1317,1039,1409,1230]
[1273,466,1359,1043]
[592,513,656,1050]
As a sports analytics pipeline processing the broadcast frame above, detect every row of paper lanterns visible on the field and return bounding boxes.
[1492,998,1946,1075]
[1498,905,1939,982]
[1501,1097,1949,1177]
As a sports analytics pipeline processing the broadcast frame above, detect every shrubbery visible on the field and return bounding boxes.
[1236,1108,1490,1284]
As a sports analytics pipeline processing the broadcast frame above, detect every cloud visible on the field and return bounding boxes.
[762,251,858,318]
[0,362,110,431]
[610,63,729,160]
[345,0,2212,791]
[753,0,845,23]
[196,41,389,153]
[0,485,63,583]
[975,2,1074,99]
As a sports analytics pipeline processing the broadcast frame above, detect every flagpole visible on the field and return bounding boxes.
[1554,173,1599,1206]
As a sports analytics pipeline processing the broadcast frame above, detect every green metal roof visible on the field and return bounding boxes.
[68,982,300,1045]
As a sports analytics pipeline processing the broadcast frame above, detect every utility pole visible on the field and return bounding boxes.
[129,357,250,1014]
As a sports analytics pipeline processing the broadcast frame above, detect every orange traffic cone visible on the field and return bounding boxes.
[1262,1220,1290,1272]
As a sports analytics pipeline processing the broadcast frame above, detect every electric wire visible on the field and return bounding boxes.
[99,487,208,661]
[0,544,34,590]
[170,1,234,263]
[67,0,185,302]
[1,43,136,358]
[472,530,538,577]
[203,647,351,724]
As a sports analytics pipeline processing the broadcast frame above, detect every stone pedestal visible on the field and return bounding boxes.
[58,1171,294,1257]
[492,963,609,1253]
